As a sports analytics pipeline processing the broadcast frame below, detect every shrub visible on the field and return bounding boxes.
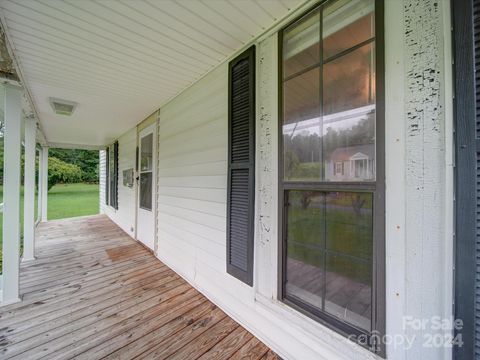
[47,157,82,191]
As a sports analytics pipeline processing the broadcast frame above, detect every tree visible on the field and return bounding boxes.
[47,157,82,190]
[284,149,300,178]
[48,148,99,183]
[0,140,98,186]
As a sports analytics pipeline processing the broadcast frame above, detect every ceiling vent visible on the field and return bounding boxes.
[49,98,77,116]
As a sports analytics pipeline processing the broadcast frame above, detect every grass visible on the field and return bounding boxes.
[0,183,99,272]
[286,191,373,284]
[47,183,99,220]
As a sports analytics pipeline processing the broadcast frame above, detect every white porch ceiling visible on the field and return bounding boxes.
[0,0,303,148]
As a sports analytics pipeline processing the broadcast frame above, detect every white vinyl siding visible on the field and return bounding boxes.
[157,63,228,281]
[155,56,360,359]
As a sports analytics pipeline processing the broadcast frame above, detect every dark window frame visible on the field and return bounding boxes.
[277,0,385,355]
[113,141,119,210]
[226,45,256,286]
[106,141,119,210]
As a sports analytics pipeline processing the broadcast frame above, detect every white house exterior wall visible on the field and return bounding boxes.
[100,127,137,238]
[153,15,378,360]
[401,1,453,359]
[99,1,454,359]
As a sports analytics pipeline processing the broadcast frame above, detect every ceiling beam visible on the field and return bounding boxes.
[47,142,103,151]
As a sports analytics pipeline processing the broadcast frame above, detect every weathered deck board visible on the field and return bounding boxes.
[0,215,279,360]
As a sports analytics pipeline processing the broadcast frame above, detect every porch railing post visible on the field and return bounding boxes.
[40,146,48,222]
[1,83,23,304]
[23,117,37,262]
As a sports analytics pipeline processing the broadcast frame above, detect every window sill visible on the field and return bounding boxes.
[254,293,382,360]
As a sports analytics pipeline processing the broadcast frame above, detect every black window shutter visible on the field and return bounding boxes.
[226,46,255,286]
[105,147,109,206]
[113,141,119,210]
[474,0,480,355]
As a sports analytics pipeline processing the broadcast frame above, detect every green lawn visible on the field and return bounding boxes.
[0,183,99,271]
[47,183,99,220]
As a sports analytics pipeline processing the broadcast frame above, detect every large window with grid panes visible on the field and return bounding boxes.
[279,0,384,353]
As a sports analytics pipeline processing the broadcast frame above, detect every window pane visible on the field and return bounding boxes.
[141,133,153,172]
[281,0,379,337]
[283,42,376,182]
[325,192,372,260]
[325,254,371,331]
[287,191,325,246]
[284,190,373,331]
[323,0,375,60]
[139,172,152,211]
[283,68,321,180]
[323,43,375,115]
[323,43,375,181]
[285,191,325,309]
[283,9,320,78]
[324,192,372,331]
[286,245,324,309]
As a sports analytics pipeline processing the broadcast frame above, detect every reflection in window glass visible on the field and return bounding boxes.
[285,191,325,309]
[285,191,373,331]
[283,9,320,79]
[325,192,372,261]
[281,0,380,340]
[323,0,375,60]
[141,133,153,172]
[322,42,376,182]
[283,68,321,181]
[323,43,375,115]
[323,108,375,182]
[282,0,376,183]
[139,172,152,211]
[284,68,320,125]
[325,253,371,330]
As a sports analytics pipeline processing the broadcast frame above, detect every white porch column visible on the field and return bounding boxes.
[37,148,42,225]
[1,83,23,304]
[22,117,37,261]
[40,146,48,222]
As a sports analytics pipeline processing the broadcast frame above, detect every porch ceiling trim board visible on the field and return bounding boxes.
[0,9,47,145]
[0,0,304,148]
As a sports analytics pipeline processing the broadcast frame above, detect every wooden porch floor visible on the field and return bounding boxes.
[0,215,278,360]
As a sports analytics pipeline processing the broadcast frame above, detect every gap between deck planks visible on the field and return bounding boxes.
[0,215,279,360]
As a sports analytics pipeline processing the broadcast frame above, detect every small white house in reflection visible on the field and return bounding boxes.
[326,144,375,181]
